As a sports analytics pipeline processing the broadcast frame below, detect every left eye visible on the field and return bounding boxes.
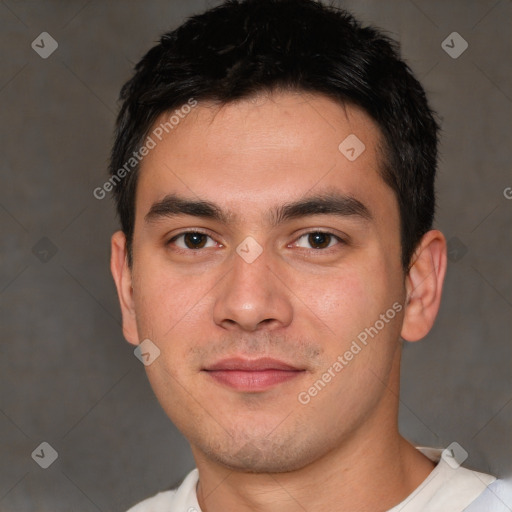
[293,232,341,250]
[170,232,217,250]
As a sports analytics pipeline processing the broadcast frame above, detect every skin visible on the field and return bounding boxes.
[111,91,447,512]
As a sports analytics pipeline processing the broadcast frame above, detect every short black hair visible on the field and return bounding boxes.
[109,0,439,270]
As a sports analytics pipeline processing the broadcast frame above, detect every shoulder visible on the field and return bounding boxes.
[464,478,512,511]
[125,489,177,512]
[125,469,200,512]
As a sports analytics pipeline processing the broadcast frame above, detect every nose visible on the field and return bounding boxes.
[212,245,293,332]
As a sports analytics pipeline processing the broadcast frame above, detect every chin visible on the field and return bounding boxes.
[200,434,322,474]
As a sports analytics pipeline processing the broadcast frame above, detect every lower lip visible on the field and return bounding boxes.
[205,369,304,392]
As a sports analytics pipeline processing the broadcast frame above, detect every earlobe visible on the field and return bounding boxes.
[110,231,140,346]
[401,230,447,342]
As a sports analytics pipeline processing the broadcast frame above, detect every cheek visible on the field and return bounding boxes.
[308,277,365,322]
[303,255,403,355]
[303,262,387,326]
[130,255,189,339]
[130,253,220,361]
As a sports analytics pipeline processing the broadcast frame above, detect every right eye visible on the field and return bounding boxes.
[167,231,220,251]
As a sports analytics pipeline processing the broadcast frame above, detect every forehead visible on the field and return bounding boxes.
[135,91,395,225]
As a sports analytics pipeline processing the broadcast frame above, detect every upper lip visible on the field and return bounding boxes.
[204,357,303,371]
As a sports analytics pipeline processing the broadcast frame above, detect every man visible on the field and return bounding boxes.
[109,1,511,510]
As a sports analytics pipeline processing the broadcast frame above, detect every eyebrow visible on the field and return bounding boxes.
[144,191,372,227]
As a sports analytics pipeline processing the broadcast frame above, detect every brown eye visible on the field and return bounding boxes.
[294,231,341,250]
[169,232,216,250]
[308,232,332,249]
[183,233,207,249]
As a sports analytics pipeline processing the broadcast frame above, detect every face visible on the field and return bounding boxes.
[118,92,409,473]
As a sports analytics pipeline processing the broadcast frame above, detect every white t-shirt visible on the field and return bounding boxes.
[126,447,510,512]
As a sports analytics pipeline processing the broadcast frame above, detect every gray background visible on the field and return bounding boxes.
[0,0,510,510]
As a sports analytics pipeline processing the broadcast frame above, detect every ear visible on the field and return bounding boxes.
[110,231,139,346]
[401,230,447,342]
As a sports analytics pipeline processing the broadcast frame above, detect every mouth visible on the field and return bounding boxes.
[202,357,306,392]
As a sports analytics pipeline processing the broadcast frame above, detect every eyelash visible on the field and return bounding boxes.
[166,230,346,253]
